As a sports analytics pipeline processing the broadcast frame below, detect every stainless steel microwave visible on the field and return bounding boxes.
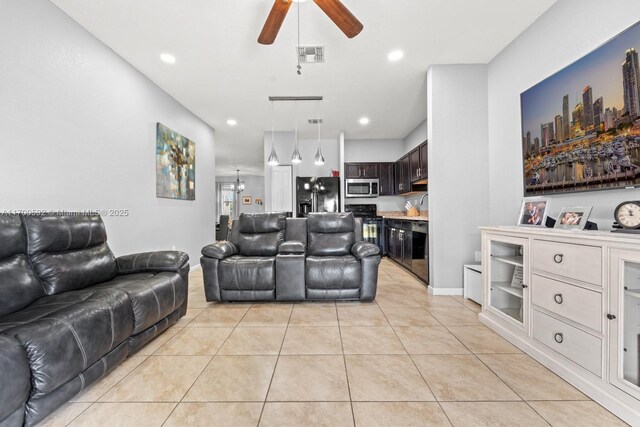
[345,178,379,198]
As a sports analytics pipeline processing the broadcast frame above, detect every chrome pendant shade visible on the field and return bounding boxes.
[291,144,302,164]
[267,101,279,166]
[314,146,325,165]
[314,118,324,165]
[267,145,279,166]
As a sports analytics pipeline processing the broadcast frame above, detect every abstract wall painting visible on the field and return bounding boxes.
[156,123,196,200]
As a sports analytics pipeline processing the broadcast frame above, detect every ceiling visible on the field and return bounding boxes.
[51,0,556,176]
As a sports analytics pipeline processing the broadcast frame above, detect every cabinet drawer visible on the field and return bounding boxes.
[532,310,602,377]
[531,274,602,332]
[532,240,601,285]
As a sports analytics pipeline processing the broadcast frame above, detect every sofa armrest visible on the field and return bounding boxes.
[116,251,189,274]
[0,335,30,424]
[201,241,238,260]
[279,241,305,255]
[351,241,380,259]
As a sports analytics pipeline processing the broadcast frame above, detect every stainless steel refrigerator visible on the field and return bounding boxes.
[296,177,341,217]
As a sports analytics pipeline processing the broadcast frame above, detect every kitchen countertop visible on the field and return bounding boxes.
[379,211,429,222]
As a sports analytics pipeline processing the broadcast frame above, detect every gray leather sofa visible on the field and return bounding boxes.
[0,214,189,426]
[201,212,381,302]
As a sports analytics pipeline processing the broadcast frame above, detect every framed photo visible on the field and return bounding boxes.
[555,207,593,230]
[255,198,263,206]
[242,196,252,205]
[517,199,549,227]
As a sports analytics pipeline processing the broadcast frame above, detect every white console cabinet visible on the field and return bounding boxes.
[480,226,640,424]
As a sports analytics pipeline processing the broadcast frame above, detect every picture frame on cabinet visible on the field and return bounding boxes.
[517,199,549,227]
[555,206,593,230]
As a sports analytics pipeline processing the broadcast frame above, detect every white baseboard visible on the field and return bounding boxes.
[428,286,463,296]
[190,264,201,271]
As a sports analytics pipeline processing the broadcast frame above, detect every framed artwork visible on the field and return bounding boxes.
[156,123,195,200]
[255,198,263,206]
[242,196,252,205]
[555,207,593,230]
[517,199,549,227]
[521,20,640,196]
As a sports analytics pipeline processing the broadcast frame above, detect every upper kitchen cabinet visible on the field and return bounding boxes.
[409,141,428,183]
[378,162,395,196]
[419,141,428,180]
[396,155,411,194]
[344,163,379,179]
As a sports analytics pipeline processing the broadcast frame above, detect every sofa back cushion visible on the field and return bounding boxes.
[232,212,286,257]
[307,212,355,256]
[24,214,117,295]
[0,215,45,317]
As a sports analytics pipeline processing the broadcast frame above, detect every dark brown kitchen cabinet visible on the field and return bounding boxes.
[409,148,420,182]
[396,155,410,194]
[419,141,428,180]
[378,162,395,195]
[344,163,378,178]
[409,140,428,183]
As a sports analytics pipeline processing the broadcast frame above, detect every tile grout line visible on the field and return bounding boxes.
[256,303,294,426]
[336,301,357,427]
[160,302,253,426]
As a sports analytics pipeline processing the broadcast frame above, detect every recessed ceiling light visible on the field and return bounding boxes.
[160,53,176,64]
[359,117,370,125]
[387,50,404,62]
[227,119,237,126]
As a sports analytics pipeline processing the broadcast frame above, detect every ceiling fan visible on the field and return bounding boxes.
[258,0,363,45]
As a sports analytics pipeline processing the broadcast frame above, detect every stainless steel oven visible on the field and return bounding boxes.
[345,178,379,198]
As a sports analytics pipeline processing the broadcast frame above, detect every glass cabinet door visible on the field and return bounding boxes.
[610,249,640,400]
[485,235,528,330]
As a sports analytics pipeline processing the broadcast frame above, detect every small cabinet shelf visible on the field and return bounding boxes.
[485,236,528,330]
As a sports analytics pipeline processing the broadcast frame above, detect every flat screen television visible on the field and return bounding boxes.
[521,20,640,196]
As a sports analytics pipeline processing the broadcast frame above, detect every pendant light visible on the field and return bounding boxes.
[267,101,279,166]
[291,101,302,164]
[314,119,325,165]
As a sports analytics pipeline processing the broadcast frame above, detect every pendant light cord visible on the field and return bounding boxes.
[297,0,302,75]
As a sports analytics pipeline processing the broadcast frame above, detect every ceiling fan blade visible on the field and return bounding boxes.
[258,0,293,45]
[313,0,363,38]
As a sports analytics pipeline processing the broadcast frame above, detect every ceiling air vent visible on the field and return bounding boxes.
[308,119,323,124]
[298,46,324,63]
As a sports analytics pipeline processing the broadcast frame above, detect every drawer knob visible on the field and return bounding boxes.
[553,293,563,304]
[607,314,616,320]
[554,332,564,344]
[553,254,564,263]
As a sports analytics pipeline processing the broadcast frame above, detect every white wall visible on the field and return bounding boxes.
[0,0,216,266]
[263,131,339,212]
[216,175,265,215]
[487,0,640,227]
[404,119,428,152]
[344,139,405,162]
[428,65,490,293]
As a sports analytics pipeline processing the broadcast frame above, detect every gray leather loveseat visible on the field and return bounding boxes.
[0,214,189,426]
[201,212,381,302]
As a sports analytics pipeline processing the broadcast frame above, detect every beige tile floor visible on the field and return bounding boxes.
[40,259,627,426]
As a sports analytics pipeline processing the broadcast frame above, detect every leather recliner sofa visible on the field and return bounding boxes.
[201,212,381,302]
[0,214,189,427]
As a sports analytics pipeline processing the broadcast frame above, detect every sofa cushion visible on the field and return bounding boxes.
[91,272,186,334]
[238,212,285,234]
[232,213,286,257]
[24,215,117,294]
[305,255,361,290]
[0,215,46,317]
[219,256,276,291]
[307,213,355,256]
[0,288,132,398]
